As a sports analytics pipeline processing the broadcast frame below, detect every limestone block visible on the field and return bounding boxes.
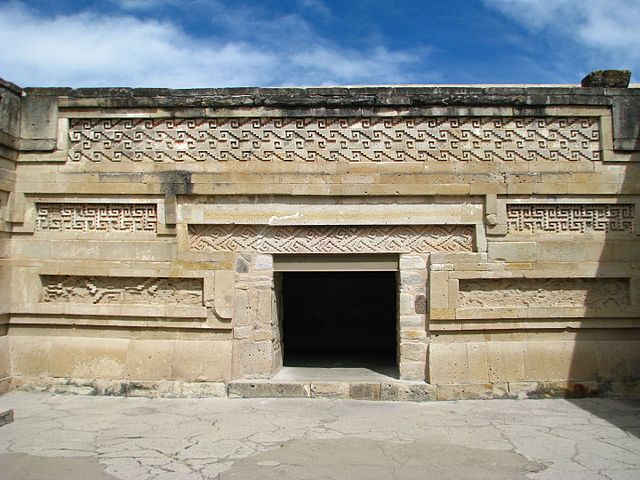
[428,341,469,384]
[234,340,274,378]
[20,95,58,150]
[180,381,227,398]
[398,361,425,381]
[212,270,234,319]
[171,340,231,382]
[233,289,252,326]
[399,293,416,315]
[595,340,640,379]
[399,255,427,270]
[429,252,485,264]
[435,382,510,401]
[400,271,425,288]
[380,382,436,401]
[348,382,381,400]
[310,382,349,399]
[399,328,426,340]
[400,341,427,362]
[125,340,174,381]
[228,380,310,398]
[9,335,52,377]
[486,342,526,382]
[428,271,449,309]
[399,315,424,327]
[487,242,536,262]
[254,254,273,271]
[466,342,490,383]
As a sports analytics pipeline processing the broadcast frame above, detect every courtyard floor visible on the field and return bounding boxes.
[0,392,638,479]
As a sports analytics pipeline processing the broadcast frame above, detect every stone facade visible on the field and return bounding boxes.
[1,74,639,399]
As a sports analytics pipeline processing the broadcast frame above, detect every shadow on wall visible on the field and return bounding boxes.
[566,73,640,437]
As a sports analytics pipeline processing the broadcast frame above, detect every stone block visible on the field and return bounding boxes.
[254,254,273,271]
[400,271,425,287]
[399,328,426,340]
[348,382,381,400]
[435,382,509,401]
[171,340,231,382]
[181,381,227,398]
[310,382,349,399]
[399,255,427,270]
[487,341,526,382]
[428,341,469,384]
[0,409,14,427]
[487,242,536,262]
[228,381,310,398]
[125,340,174,381]
[400,341,427,361]
[380,382,436,402]
[398,361,426,381]
[234,340,275,378]
[428,271,449,309]
[399,315,424,327]
[523,341,578,382]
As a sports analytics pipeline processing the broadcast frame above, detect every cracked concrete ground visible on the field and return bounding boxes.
[0,393,638,480]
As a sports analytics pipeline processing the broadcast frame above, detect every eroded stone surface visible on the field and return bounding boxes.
[0,393,638,480]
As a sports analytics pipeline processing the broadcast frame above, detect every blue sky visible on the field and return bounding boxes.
[0,0,638,88]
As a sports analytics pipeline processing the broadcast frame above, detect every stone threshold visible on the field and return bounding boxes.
[3,376,639,401]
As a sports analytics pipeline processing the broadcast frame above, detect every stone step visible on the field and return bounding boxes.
[0,409,14,428]
[227,380,435,401]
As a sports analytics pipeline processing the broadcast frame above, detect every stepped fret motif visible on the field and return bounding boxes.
[35,203,157,233]
[507,204,634,234]
[458,278,629,308]
[42,276,202,305]
[188,224,473,253]
[68,117,600,163]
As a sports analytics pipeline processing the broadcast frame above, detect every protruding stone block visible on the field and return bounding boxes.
[581,69,631,88]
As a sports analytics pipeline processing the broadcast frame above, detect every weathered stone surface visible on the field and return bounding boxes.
[228,381,310,398]
[0,77,639,401]
[0,409,13,427]
[581,69,631,88]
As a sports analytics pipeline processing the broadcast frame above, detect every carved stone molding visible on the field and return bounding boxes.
[458,278,629,308]
[36,203,157,233]
[68,117,600,163]
[507,204,634,234]
[188,224,474,254]
[42,276,202,305]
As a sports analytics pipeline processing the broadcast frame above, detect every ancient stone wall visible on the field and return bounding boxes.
[0,78,21,394]
[1,80,639,398]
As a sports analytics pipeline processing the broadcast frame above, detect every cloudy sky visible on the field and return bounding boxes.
[0,0,638,88]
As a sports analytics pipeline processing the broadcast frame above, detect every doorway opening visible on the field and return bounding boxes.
[278,270,398,378]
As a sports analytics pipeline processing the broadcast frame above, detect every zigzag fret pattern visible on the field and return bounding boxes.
[507,204,635,234]
[36,203,157,233]
[68,117,600,163]
[188,224,474,253]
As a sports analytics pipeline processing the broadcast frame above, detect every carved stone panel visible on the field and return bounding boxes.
[507,204,634,234]
[458,278,629,308]
[68,117,600,163]
[188,224,474,254]
[42,276,202,305]
[36,203,157,233]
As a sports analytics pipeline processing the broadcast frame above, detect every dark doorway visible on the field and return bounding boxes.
[280,271,397,375]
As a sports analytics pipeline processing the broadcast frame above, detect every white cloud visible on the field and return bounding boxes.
[0,1,423,88]
[484,0,640,72]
